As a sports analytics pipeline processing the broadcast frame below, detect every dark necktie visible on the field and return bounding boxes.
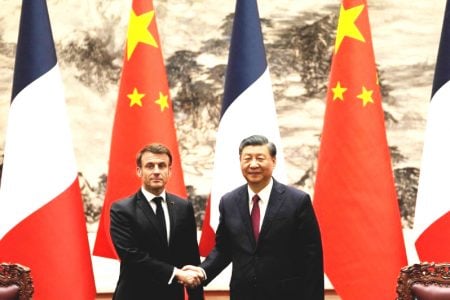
[251,194,260,241]
[153,197,168,244]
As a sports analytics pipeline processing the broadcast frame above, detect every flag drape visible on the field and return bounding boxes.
[0,0,96,299]
[414,0,450,262]
[93,0,186,259]
[313,0,407,298]
[199,0,286,256]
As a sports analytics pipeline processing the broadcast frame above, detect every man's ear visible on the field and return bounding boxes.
[136,167,142,177]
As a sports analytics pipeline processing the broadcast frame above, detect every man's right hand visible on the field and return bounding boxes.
[175,267,204,288]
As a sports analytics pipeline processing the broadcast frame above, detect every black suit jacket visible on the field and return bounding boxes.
[110,189,203,300]
[201,179,324,300]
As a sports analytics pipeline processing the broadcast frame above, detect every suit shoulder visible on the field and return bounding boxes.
[276,182,310,200]
[166,193,192,208]
[287,185,309,197]
[110,194,137,211]
[221,184,247,200]
[166,192,187,202]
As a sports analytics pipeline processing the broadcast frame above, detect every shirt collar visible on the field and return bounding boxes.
[141,187,166,202]
[248,177,273,205]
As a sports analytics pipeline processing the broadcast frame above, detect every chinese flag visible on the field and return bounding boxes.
[93,0,186,259]
[313,0,407,299]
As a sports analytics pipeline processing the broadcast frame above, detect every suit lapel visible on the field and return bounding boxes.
[235,186,256,248]
[166,194,176,246]
[136,190,168,247]
[259,180,285,242]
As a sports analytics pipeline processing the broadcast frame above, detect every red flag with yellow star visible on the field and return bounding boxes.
[313,0,407,298]
[93,0,187,259]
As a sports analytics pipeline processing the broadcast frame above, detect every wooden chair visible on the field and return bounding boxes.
[0,263,34,300]
[396,262,450,300]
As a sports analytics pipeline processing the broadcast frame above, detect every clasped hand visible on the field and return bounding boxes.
[175,265,205,288]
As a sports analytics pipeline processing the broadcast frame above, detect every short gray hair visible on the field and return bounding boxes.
[238,135,277,157]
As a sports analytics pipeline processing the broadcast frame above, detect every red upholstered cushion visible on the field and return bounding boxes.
[412,283,450,300]
[0,285,19,300]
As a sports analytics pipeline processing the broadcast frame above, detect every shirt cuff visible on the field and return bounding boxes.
[199,267,207,281]
[168,267,176,284]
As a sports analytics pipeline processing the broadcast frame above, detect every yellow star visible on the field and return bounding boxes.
[126,9,158,60]
[356,86,374,106]
[128,88,145,107]
[155,92,169,111]
[332,81,347,101]
[334,4,365,54]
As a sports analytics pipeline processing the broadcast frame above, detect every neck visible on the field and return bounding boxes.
[143,186,164,196]
[249,181,270,194]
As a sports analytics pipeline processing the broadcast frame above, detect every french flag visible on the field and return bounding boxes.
[199,0,287,256]
[0,0,96,299]
[414,0,450,262]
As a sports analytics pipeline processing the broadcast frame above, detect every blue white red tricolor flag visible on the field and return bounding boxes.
[0,1,96,299]
[414,0,450,262]
[199,0,287,256]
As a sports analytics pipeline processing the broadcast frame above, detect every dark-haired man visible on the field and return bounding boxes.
[110,143,203,300]
[185,135,324,300]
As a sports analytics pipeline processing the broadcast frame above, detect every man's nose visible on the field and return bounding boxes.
[249,159,259,167]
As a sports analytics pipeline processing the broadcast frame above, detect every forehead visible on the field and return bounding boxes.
[141,151,170,164]
[241,145,270,156]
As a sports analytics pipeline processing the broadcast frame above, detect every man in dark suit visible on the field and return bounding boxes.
[185,135,324,300]
[110,143,204,300]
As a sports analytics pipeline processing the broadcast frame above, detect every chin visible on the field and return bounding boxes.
[150,184,163,189]
[247,177,262,184]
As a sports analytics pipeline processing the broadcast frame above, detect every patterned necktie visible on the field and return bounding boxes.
[251,194,260,241]
[153,197,167,244]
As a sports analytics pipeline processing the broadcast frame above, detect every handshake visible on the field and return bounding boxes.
[175,265,205,289]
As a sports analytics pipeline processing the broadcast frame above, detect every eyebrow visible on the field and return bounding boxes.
[145,161,167,165]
